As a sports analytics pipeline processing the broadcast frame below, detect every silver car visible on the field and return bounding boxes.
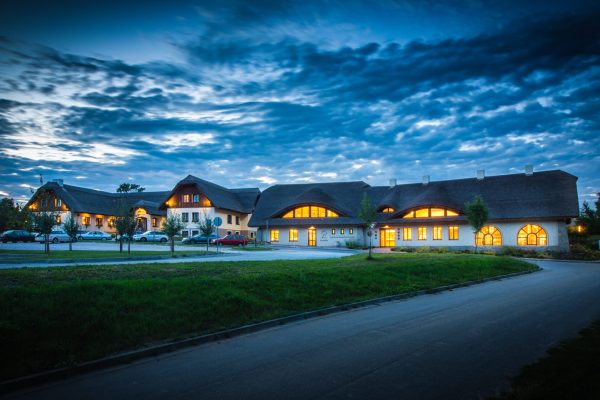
[35,230,71,244]
[79,231,113,241]
[132,231,168,242]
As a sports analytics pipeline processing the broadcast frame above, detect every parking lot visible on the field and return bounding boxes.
[0,240,206,252]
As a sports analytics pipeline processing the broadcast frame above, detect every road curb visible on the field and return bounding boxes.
[0,266,540,394]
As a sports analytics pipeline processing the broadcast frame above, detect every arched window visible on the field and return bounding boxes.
[403,207,459,218]
[476,226,502,246]
[282,206,339,218]
[381,207,395,213]
[517,224,547,246]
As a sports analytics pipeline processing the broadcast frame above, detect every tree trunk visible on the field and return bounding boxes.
[119,238,123,253]
[69,239,72,251]
[128,238,131,254]
[206,238,209,253]
[171,238,175,256]
[45,234,49,255]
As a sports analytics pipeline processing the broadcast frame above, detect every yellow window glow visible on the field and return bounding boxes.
[517,224,546,246]
[446,210,459,216]
[448,226,459,240]
[418,226,427,240]
[289,228,298,242]
[382,207,394,213]
[283,210,294,218]
[476,226,502,246]
[281,206,340,218]
[403,211,415,218]
[433,226,442,240]
[403,227,412,241]
[415,208,429,218]
[270,229,280,242]
[430,208,445,217]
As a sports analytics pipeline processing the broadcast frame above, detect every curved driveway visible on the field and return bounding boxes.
[3,260,600,400]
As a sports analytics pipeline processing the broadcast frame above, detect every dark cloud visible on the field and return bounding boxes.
[0,8,599,203]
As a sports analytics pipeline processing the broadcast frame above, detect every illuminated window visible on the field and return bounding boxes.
[270,229,279,242]
[403,207,460,218]
[96,217,103,227]
[281,206,340,218]
[349,228,353,234]
[55,215,61,224]
[340,228,345,235]
[403,227,412,241]
[517,224,547,246]
[418,227,427,240]
[289,228,298,242]
[332,229,336,235]
[202,199,212,207]
[54,198,62,207]
[448,226,459,240]
[182,194,190,203]
[381,207,395,213]
[476,226,502,246]
[182,213,189,223]
[82,216,91,226]
[108,218,115,228]
[433,226,442,240]
[152,217,158,228]
[193,194,199,203]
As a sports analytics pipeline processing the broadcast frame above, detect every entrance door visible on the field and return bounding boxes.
[380,228,395,247]
[137,217,148,232]
[308,228,317,247]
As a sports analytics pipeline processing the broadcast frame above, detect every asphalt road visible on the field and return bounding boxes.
[4,259,600,400]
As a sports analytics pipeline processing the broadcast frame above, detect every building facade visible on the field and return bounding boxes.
[26,169,579,251]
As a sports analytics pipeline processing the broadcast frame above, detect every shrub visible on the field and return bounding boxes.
[415,246,431,253]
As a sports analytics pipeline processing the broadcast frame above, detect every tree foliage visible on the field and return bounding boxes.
[163,214,184,255]
[576,193,600,235]
[114,200,137,253]
[465,195,489,251]
[0,198,32,231]
[31,190,58,254]
[198,213,216,252]
[62,214,80,251]
[358,193,377,259]
[116,183,145,193]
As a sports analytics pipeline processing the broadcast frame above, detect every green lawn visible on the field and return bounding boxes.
[0,249,211,262]
[0,253,535,381]
[493,320,600,399]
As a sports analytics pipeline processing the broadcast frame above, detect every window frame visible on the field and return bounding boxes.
[403,227,412,241]
[418,226,427,240]
[289,228,298,242]
[433,226,442,240]
[270,229,280,242]
[448,226,459,240]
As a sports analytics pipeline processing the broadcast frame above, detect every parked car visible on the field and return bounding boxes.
[132,231,168,242]
[182,233,220,245]
[1,230,37,243]
[115,234,131,242]
[79,231,113,241]
[212,234,248,246]
[35,230,71,244]
[75,230,89,240]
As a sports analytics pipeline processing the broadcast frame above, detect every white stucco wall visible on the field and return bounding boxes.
[264,220,566,249]
[168,207,257,237]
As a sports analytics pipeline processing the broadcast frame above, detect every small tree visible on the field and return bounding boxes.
[30,190,58,255]
[114,200,137,254]
[62,214,79,251]
[198,213,216,252]
[358,193,377,259]
[464,195,489,252]
[576,194,600,235]
[163,214,184,256]
[116,183,145,193]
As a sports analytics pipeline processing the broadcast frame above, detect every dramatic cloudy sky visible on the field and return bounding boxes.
[1,0,599,205]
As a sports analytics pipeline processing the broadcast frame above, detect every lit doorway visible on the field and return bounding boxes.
[379,228,395,247]
[308,227,317,246]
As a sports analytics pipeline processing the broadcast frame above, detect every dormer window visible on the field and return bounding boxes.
[182,194,190,203]
[282,206,339,218]
[381,207,394,213]
[403,207,459,218]
[54,198,62,207]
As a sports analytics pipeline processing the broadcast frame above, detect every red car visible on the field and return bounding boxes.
[212,234,248,246]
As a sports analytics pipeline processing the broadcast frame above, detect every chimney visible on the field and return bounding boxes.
[477,170,485,180]
[389,178,397,188]
[525,165,534,176]
[422,175,430,186]
[52,179,64,187]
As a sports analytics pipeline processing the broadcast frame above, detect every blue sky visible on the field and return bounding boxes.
[0,0,599,205]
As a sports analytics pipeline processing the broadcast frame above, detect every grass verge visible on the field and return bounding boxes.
[0,250,211,262]
[0,253,534,381]
[492,320,600,399]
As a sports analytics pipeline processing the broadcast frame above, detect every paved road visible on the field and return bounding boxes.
[0,246,359,269]
[4,260,600,400]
